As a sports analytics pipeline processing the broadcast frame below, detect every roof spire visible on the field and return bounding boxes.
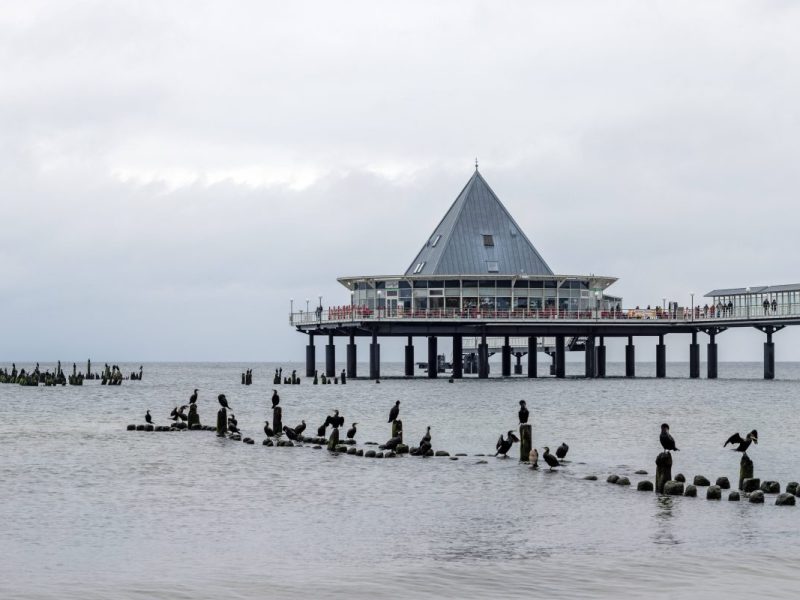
[475,157,479,171]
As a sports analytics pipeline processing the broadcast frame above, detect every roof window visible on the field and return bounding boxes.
[431,234,441,247]
[413,262,426,274]
[487,261,499,272]
[483,234,494,246]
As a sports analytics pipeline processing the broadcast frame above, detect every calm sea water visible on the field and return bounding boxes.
[1,361,799,599]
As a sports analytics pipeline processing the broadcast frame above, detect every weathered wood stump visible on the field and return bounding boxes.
[519,423,532,462]
[392,419,403,443]
[216,407,227,436]
[187,404,200,428]
[273,406,282,433]
[327,426,340,451]
[739,453,754,491]
[655,452,673,494]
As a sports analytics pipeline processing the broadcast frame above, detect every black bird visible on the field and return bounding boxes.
[384,431,403,451]
[420,426,431,446]
[189,389,198,404]
[228,421,240,434]
[325,410,344,429]
[283,425,298,441]
[145,410,153,424]
[263,421,275,437]
[169,406,179,422]
[293,420,306,436]
[542,447,560,471]
[495,431,519,457]
[177,405,189,422]
[555,442,569,460]
[518,400,529,424]
[271,390,280,408]
[228,413,238,428]
[419,440,432,457]
[317,423,327,437]
[388,401,400,423]
[346,423,358,439]
[218,394,232,410]
[660,423,679,452]
[724,430,758,453]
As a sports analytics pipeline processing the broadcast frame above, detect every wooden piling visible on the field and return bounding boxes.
[216,407,227,436]
[327,426,340,451]
[392,419,403,443]
[519,423,532,462]
[739,453,754,491]
[273,406,283,433]
[188,404,199,428]
[655,452,672,493]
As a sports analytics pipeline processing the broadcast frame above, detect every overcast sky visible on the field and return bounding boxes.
[2,0,800,363]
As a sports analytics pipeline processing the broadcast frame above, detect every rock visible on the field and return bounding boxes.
[435,450,450,457]
[365,450,376,458]
[378,445,387,451]
[616,477,631,486]
[190,424,202,430]
[136,425,145,431]
[684,484,697,497]
[748,490,765,503]
[635,470,648,475]
[475,460,488,464]
[728,491,740,501]
[583,475,598,481]
[674,473,686,483]
[715,477,730,489]
[230,434,241,441]
[342,439,356,445]
[425,449,434,457]
[312,445,321,449]
[244,438,254,445]
[374,452,383,458]
[606,474,619,484]
[786,481,799,495]
[663,481,684,496]
[761,481,780,494]
[347,447,357,455]
[384,451,396,458]
[335,445,348,453]
[456,453,467,456]
[637,480,654,492]
[126,424,135,431]
[175,422,188,430]
[284,440,294,447]
[474,453,485,457]
[356,449,364,456]
[396,444,409,455]
[263,439,273,446]
[693,475,710,486]
[449,456,458,461]
[706,485,722,500]
[364,442,378,446]
[742,478,761,493]
[144,425,154,432]
[775,493,796,506]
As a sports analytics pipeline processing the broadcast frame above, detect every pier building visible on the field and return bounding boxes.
[291,169,800,380]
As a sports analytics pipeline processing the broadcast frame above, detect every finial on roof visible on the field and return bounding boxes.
[475,157,479,171]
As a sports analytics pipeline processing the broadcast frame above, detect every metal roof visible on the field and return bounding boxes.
[404,170,554,277]
[704,284,800,297]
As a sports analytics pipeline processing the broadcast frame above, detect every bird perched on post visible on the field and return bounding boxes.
[317,422,327,437]
[263,420,275,437]
[542,447,560,471]
[177,405,188,422]
[724,430,758,453]
[189,389,198,404]
[293,420,306,436]
[346,423,358,439]
[145,410,153,424]
[282,425,298,440]
[384,430,403,451]
[271,390,280,408]
[529,448,539,469]
[388,401,400,423]
[218,394,232,410]
[518,400,529,424]
[660,423,679,452]
[169,406,179,422]
[420,426,431,446]
[556,442,569,460]
[495,431,519,457]
[326,410,344,429]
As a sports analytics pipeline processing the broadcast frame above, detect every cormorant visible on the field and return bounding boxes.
[724,430,758,453]
[271,390,280,408]
[325,410,344,429]
[189,389,198,404]
[263,421,275,437]
[556,442,569,460]
[495,431,519,457]
[660,423,679,452]
[293,420,306,436]
[388,401,400,423]
[218,394,232,410]
[317,423,327,437]
[529,448,539,469]
[177,405,188,422]
[384,431,403,451]
[228,413,238,428]
[145,410,153,424]
[346,423,358,439]
[228,421,240,434]
[283,425,298,441]
[169,406,179,422]
[542,447,560,470]
[420,426,431,446]
[519,400,529,424]
[419,440,432,456]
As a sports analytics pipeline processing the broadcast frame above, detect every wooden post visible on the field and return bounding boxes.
[327,426,340,450]
[739,453,754,491]
[392,419,403,443]
[273,406,283,433]
[216,407,227,436]
[655,452,672,493]
[519,424,532,462]
[188,404,199,428]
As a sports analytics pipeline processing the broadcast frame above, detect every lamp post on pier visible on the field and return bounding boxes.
[377,290,382,320]
[290,298,294,324]
[350,291,354,321]
[690,292,695,322]
[746,287,751,319]
[594,290,600,321]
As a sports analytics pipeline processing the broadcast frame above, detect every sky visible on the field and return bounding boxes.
[2,0,800,363]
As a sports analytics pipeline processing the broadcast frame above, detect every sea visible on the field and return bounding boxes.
[1,361,798,599]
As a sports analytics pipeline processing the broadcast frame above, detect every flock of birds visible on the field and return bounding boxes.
[659,423,759,455]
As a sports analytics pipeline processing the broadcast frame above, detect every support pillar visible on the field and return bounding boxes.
[452,335,463,379]
[555,335,565,378]
[656,335,666,378]
[625,336,635,377]
[764,331,775,380]
[325,334,335,378]
[585,335,596,378]
[596,336,606,378]
[369,333,380,380]
[404,336,414,377]
[707,333,717,379]
[514,353,522,375]
[478,335,489,379]
[527,336,537,378]
[346,335,357,379]
[689,331,700,379]
[501,336,511,377]
[305,334,315,378]
[427,336,438,379]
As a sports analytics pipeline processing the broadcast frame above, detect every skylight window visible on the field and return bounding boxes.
[431,234,441,247]
[487,261,499,272]
[413,262,425,274]
[483,234,494,246]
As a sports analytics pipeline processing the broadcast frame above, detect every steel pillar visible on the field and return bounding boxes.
[452,335,463,379]
[625,336,635,377]
[585,335,596,378]
[514,353,522,375]
[689,331,700,379]
[346,335,357,379]
[528,336,537,378]
[707,334,717,379]
[404,336,414,377]
[369,333,380,380]
[427,336,438,379]
[305,334,315,377]
[478,336,489,379]
[656,335,666,378]
[596,336,606,378]
[764,331,775,380]
[555,335,565,378]
[325,334,335,377]
[501,336,511,377]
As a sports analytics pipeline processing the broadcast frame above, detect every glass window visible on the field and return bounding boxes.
[431,234,441,247]
[480,296,495,310]
[497,297,511,310]
[445,297,460,309]
[487,261,499,272]
[428,280,444,288]
[515,297,528,309]
[544,280,557,288]
[413,280,429,288]
[399,280,411,289]
[413,262,425,274]
[462,297,478,310]
[496,279,511,288]
[514,280,529,289]
[483,234,494,246]
[444,280,461,288]
[462,280,479,288]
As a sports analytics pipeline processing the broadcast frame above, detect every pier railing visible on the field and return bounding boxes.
[291,304,800,325]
